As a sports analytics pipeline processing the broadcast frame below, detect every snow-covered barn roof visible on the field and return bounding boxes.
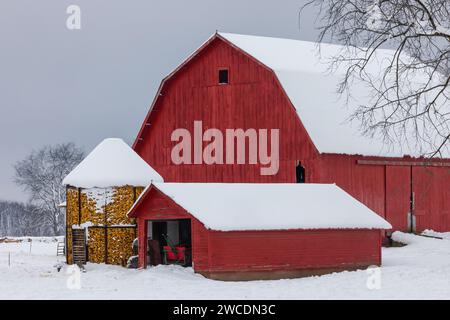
[129,183,392,231]
[63,138,164,188]
[218,32,449,158]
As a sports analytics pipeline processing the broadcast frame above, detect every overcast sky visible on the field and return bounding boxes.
[0,0,320,201]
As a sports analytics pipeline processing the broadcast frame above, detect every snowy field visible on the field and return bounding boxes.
[1,232,450,300]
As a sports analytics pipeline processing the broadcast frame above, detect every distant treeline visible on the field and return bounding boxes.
[0,200,59,236]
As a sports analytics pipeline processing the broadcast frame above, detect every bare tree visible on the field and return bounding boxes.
[0,200,45,236]
[301,0,450,156]
[14,143,84,235]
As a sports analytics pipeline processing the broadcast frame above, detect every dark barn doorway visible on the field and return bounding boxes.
[296,162,306,183]
[147,219,192,267]
[152,221,167,254]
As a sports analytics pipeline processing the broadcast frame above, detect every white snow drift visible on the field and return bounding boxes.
[2,232,450,299]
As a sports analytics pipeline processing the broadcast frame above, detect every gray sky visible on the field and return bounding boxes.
[0,0,320,201]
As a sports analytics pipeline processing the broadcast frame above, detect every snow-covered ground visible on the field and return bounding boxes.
[421,229,450,240]
[1,232,450,299]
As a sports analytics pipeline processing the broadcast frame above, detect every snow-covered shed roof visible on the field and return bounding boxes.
[63,138,164,188]
[130,183,391,231]
[217,32,449,158]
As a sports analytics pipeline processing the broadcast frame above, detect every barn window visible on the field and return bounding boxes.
[296,162,306,183]
[218,69,229,84]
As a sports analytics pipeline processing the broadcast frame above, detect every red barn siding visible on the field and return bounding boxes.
[314,154,386,217]
[137,217,147,268]
[206,229,381,275]
[191,219,210,271]
[385,166,411,231]
[314,155,450,232]
[413,166,450,231]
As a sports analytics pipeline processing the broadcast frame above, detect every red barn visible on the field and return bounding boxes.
[128,183,391,280]
[133,32,450,234]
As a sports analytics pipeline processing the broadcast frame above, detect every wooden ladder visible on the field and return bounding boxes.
[56,240,65,256]
[72,229,87,265]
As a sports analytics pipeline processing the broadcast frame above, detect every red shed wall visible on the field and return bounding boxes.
[134,37,319,183]
[204,229,382,279]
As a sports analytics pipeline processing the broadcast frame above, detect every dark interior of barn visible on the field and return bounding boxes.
[296,162,305,183]
[147,219,192,267]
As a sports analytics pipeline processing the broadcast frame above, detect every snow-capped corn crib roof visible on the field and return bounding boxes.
[62,138,164,188]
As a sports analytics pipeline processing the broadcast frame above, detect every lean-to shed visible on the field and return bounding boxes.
[128,183,391,280]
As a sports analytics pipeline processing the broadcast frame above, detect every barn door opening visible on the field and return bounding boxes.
[146,219,192,267]
[152,221,167,257]
[296,161,306,183]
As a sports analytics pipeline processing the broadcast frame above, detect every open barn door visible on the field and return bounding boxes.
[146,219,192,267]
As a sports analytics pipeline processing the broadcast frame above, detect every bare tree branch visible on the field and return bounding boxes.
[13,143,84,235]
[302,0,450,157]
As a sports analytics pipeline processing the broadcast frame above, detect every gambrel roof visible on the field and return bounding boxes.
[134,32,449,158]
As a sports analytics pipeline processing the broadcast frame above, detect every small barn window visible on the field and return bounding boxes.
[296,162,306,183]
[218,69,229,84]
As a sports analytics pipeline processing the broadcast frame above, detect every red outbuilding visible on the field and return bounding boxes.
[133,32,450,234]
[128,183,391,280]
